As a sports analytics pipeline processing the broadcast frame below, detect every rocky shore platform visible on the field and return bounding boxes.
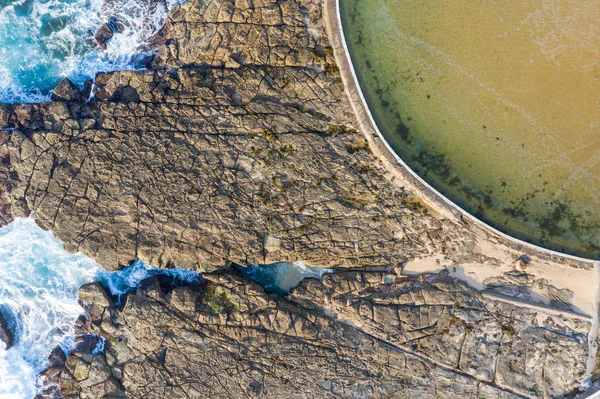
[0,0,598,397]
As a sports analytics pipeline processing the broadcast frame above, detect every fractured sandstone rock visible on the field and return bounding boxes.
[44,268,590,398]
[0,0,596,398]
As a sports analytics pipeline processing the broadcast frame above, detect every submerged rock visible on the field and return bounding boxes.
[0,310,14,349]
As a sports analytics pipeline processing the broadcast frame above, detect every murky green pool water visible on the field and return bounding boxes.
[340,0,600,259]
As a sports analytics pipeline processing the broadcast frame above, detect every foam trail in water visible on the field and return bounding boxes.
[97,259,203,305]
[237,261,332,295]
[0,218,100,398]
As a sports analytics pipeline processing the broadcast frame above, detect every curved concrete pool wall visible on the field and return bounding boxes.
[323,0,600,386]
[323,0,599,266]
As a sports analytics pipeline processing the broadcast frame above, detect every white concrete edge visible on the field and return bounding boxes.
[585,264,600,391]
[332,0,599,267]
[586,390,600,399]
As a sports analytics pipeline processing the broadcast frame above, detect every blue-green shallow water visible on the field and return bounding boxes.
[0,0,173,103]
[236,262,332,296]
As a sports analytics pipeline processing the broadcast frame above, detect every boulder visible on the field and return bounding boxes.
[94,17,123,50]
[94,23,113,50]
[50,78,82,102]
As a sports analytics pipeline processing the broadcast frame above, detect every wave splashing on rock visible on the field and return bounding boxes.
[0,0,176,103]
[237,261,333,295]
[0,218,203,398]
[97,259,203,306]
[0,218,100,398]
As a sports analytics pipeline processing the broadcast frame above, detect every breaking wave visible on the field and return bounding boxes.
[0,0,177,103]
[0,218,99,398]
[0,219,325,398]
[0,218,202,398]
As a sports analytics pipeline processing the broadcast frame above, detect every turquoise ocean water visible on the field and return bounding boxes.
[0,218,203,398]
[0,0,172,103]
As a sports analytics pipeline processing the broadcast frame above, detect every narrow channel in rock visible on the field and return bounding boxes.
[0,218,205,398]
[0,218,337,398]
[234,261,333,295]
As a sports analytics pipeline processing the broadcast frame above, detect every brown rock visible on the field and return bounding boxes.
[0,0,594,398]
[46,269,591,398]
[79,282,112,308]
[94,23,113,50]
[50,78,81,102]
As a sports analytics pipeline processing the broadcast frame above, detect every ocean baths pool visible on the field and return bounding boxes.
[340,0,600,259]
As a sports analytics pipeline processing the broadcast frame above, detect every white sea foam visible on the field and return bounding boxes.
[0,0,177,103]
[97,259,203,304]
[0,218,203,398]
[0,218,100,398]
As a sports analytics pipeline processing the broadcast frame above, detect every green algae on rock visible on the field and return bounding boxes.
[340,0,600,259]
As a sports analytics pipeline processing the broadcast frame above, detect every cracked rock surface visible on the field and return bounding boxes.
[0,0,588,274]
[39,268,589,398]
[0,0,594,398]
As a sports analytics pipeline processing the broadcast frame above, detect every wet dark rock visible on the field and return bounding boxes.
[73,334,102,353]
[107,16,125,34]
[0,105,14,128]
[48,346,67,367]
[0,308,15,349]
[81,79,93,101]
[94,23,114,50]
[34,385,63,399]
[109,85,140,103]
[95,16,124,51]
[51,78,82,102]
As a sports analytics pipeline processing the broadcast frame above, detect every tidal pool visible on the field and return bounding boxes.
[340,0,600,259]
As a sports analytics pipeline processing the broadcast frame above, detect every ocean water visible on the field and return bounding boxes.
[0,0,174,103]
[98,258,203,306]
[0,218,203,398]
[0,218,99,398]
[0,219,321,397]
